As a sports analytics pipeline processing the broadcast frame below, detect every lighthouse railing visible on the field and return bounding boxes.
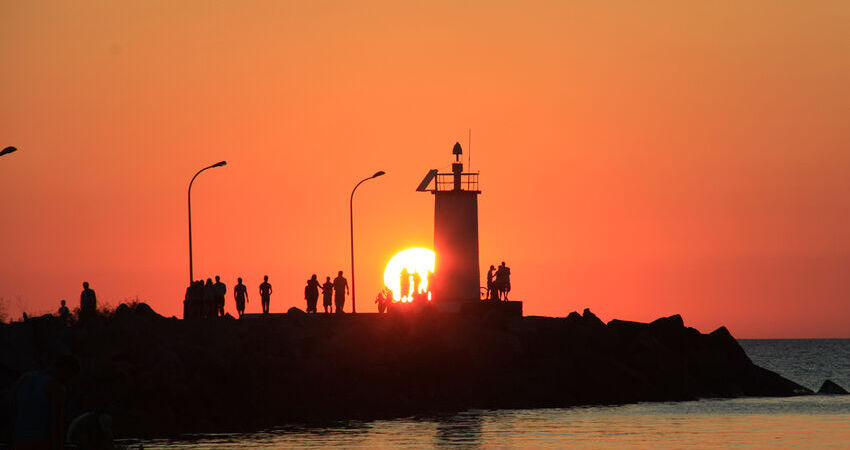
[433,172,479,192]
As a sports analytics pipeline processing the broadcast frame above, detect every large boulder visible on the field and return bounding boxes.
[817,379,848,395]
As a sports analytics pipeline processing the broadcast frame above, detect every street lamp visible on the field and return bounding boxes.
[188,161,227,284]
[1,146,18,157]
[350,170,386,313]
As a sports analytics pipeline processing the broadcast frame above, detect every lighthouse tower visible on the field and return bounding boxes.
[417,142,481,311]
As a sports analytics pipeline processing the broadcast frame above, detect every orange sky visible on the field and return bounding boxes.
[1,1,849,337]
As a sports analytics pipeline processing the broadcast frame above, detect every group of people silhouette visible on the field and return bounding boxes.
[399,269,433,300]
[54,282,97,323]
[304,271,348,313]
[58,262,513,322]
[184,275,273,319]
[486,262,512,301]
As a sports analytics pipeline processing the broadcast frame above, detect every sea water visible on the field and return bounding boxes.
[127,339,850,448]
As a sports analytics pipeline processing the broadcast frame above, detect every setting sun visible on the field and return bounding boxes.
[383,248,435,301]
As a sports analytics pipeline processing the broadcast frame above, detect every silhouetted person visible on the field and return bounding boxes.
[259,275,272,314]
[426,270,434,298]
[57,300,70,322]
[321,276,334,313]
[305,274,320,313]
[375,289,387,313]
[333,271,349,313]
[189,280,204,318]
[496,261,511,300]
[412,271,422,296]
[203,279,217,318]
[234,277,248,317]
[184,283,194,318]
[486,265,496,301]
[79,282,97,322]
[11,354,80,449]
[214,275,227,317]
[400,268,411,299]
[386,289,395,311]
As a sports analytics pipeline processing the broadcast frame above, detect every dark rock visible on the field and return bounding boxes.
[287,307,306,316]
[0,303,814,439]
[582,308,605,328]
[817,379,849,395]
[607,319,648,341]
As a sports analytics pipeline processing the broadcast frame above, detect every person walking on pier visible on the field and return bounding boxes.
[496,261,511,301]
[375,289,388,313]
[412,271,422,296]
[486,265,496,300]
[305,274,321,313]
[400,268,411,300]
[321,276,334,313]
[333,271,349,313]
[234,278,248,317]
[259,275,272,314]
[214,275,226,317]
[426,270,434,298]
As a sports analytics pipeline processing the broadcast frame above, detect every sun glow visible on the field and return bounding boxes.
[383,247,435,302]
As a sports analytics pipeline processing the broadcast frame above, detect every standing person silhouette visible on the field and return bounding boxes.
[305,274,321,313]
[426,270,434,298]
[499,261,511,301]
[57,300,70,322]
[486,265,496,301]
[333,271,349,313]
[203,279,217,318]
[375,289,387,313]
[411,271,422,296]
[321,276,334,313]
[79,282,97,322]
[259,275,272,314]
[233,278,248,317]
[214,275,227,317]
[400,268,411,300]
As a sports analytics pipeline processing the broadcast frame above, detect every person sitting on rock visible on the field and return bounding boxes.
[234,278,248,317]
[321,276,334,313]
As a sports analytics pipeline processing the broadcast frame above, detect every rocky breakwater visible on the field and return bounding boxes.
[0,304,818,438]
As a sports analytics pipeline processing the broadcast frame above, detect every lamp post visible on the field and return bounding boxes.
[1,146,18,157]
[350,170,386,313]
[188,161,227,284]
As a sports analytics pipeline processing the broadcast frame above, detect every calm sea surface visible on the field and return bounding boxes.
[127,339,850,448]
